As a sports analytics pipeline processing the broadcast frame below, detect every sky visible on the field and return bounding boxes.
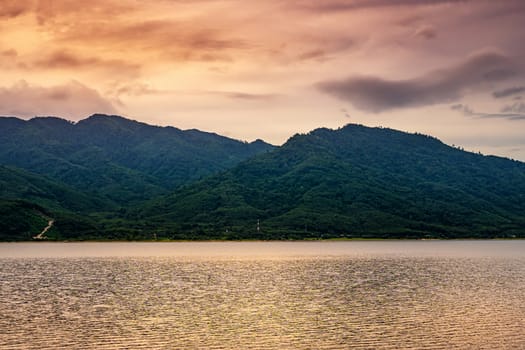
[1,0,525,160]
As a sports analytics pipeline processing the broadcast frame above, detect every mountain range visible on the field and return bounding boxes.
[1,114,524,240]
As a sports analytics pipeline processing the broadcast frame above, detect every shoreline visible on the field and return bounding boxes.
[2,240,524,259]
[3,237,525,243]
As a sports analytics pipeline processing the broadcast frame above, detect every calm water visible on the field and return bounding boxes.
[1,241,524,349]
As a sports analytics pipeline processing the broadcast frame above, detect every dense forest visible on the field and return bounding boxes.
[1,115,524,240]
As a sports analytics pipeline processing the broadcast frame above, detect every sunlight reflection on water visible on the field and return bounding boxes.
[1,241,524,349]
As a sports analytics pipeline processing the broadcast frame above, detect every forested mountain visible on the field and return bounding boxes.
[0,165,113,212]
[0,165,116,240]
[1,116,524,240]
[0,114,273,204]
[141,124,525,239]
[0,114,274,239]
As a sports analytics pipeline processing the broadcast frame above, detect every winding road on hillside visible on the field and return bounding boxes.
[33,218,54,240]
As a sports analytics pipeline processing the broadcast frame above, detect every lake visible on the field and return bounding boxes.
[1,241,524,349]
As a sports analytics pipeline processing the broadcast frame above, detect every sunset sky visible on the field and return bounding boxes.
[1,0,525,160]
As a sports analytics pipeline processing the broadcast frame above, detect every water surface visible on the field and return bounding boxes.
[1,241,524,349]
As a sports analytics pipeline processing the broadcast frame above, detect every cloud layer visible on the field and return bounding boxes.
[451,104,525,121]
[0,0,524,160]
[493,86,525,98]
[317,50,520,112]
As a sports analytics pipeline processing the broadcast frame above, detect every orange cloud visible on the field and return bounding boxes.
[210,91,280,101]
[51,19,248,64]
[1,49,18,57]
[32,50,141,74]
[289,0,471,12]
[0,1,30,19]
[34,0,135,25]
[1,0,524,162]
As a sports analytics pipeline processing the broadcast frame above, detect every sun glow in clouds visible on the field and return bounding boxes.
[1,0,525,160]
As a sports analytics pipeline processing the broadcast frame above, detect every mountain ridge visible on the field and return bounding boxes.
[140,124,525,239]
[1,114,524,240]
[0,114,275,204]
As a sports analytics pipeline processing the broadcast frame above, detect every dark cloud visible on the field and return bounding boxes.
[61,19,244,50]
[216,91,279,101]
[34,51,100,68]
[482,113,525,121]
[291,0,471,12]
[474,0,525,20]
[105,82,166,108]
[1,48,140,76]
[164,50,234,63]
[107,83,279,102]
[111,83,162,97]
[34,0,135,25]
[317,49,520,112]
[326,36,355,52]
[293,35,355,62]
[483,68,516,81]
[451,103,525,121]
[31,50,140,73]
[297,49,326,61]
[501,102,525,114]
[493,86,525,98]
[0,0,134,24]
[396,15,424,27]
[0,80,117,120]
[52,19,247,63]
[414,25,437,40]
[186,32,246,51]
[1,49,18,57]
[341,108,351,119]
[0,1,31,18]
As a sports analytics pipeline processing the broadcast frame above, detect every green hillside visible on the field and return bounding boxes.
[1,116,524,240]
[0,114,273,240]
[0,166,117,240]
[0,115,274,205]
[0,165,113,212]
[140,125,525,239]
[0,200,52,241]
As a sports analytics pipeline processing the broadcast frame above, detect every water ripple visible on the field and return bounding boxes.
[1,252,525,349]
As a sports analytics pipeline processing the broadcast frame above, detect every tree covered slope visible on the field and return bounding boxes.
[141,125,525,239]
[0,200,52,241]
[0,114,274,205]
[1,116,524,240]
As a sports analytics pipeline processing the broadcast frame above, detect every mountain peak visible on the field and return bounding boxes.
[81,113,143,125]
[29,116,73,124]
